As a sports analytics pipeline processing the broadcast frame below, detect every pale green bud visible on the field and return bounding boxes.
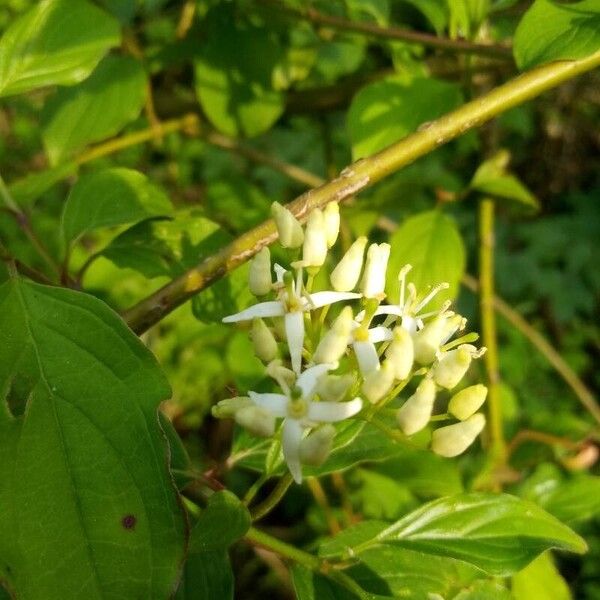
[448,384,488,421]
[413,315,449,365]
[250,318,278,363]
[396,378,436,435]
[212,396,252,418]
[431,413,486,457]
[362,359,394,404]
[330,236,367,292]
[266,359,296,389]
[360,243,390,299]
[433,345,474,390]
[271,201,304,248]
[302,208,328,267]
[248,247,272,296]
[324,203,340,248]
[299,424,336,466]
[313,306,353,364]
[234,405,276,437]
[315,373,354,402]
[386,326,414,380]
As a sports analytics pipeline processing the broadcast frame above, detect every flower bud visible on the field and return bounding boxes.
[250,318,278,363]
[302,208,328,267]
[266,359,295,389]
[271,201,304,248]
[448,384,488,421]
[316,373,354,402]
[362,359,394,404]
[212,396,252,418]
[313,306,353,364]
[330,236,367,292]
[360,243,390,299]
[396,378,436,435]
[413,315,450,365]
[433,345,476,390]
[234,405,276,438]
[431,413,486,457]
[299,424,336,466]
[248,247,272,296]
[324,203,340,248]
[386,326,414,380]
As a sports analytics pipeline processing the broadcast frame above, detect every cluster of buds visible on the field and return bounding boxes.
[213,202,488,483]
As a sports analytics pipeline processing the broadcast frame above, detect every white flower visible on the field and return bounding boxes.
[351,321,393,376]
[330,236,367,292]
[223,265,360,374]
[248,363,363,482]
[323,203,340,248]
[431,413,486,457]
[360,243,390,299]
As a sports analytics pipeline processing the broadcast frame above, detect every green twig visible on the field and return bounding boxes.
[250,472,294,521]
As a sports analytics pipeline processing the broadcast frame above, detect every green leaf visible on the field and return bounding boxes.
[0,0,121,97]
[399,0,448,35]
[319,493,586,577]
[62,168,172,245]
[291,565,360,600]
[193,5,284,137]
[175,550,234,600]
[452,580,512,599]
[514,0,600,70]
[0,279,186,599]
[347,76,463,159]
[512,552,572,600]
[387,210,465,310]
[42,55,147,165]
[9,162,77,207]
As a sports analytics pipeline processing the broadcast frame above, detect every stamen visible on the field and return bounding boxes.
[404,283,417,314]
[398,264,412,310]
[419,300,452,320]
[295,266,304,297]
[414,282,450,313]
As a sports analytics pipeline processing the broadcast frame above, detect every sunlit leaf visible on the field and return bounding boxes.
[512,552,572,600]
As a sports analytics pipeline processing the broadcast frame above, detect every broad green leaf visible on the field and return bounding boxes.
[193,5,284,137]
[62,168,172,245]
[352,469,417,520]
[291,565,360,600]
[319,493,586,576]
[399,0,448,34]
[347,76,463,159]
[387,210,465,310]
[175,550,234,600]
[512,552,572,600]
[42,55,147,165]
[0,0,121,97]
[0,279,186,599]
[452,580,512,599]
[9,162,77,207]
[514,0,600,70]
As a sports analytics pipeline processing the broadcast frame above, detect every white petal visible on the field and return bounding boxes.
[282,418,304,484]
[285,311,305,374]
[368,326,393,344]
[222,301,285,323]
[308,291,361,310]
[353,340,380,375]
[308,398,362,422]
[296,363,335,399]
[248,392,288,417]
[374,305,402,318]
[274,263,287,285]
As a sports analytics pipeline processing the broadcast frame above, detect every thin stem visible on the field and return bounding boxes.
[176,0,197,39]
[243,473,269,505]
[306,477,341,535]
[462,274,600,426]
[506,428,584,459]
[478,197,505,466]
[250,472,294,521]
[122,50,600,334]
[331,472,356,526]
[257,0,512,59]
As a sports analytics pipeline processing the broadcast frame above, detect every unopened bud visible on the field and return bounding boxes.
[234,405,276,437]
[330,236,367,292]
[248,247,272,296]
[316,373,354,402]
[313,306,353,364]
[272,202,304,248]
[396,378,436,435]
[433,345,477,390]
[250,318,279,363]
[431,413,486,457]
[299,424,336,466]
[266,359,295,389]
[413,315,451,365]
[324,203,340,248]
[360,243,390,299]
[302,208,328,267]
[212,396,252,418]
[362,359,394,404]
[386,326,414,380]
[448,384,488,421]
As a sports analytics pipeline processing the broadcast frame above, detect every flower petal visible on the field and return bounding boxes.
[248,392,288,417]
[274,263,287,285]
[308,398,363,422]
[296,363,335,399]
[373,305,402,317]
[308,291,361,310]
[368,326,393,344]
[282,418,304,484]
[285,311,305,374]
[353,340,380,375]
[222,301,285,323]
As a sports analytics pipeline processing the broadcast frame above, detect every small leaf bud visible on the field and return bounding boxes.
[448,384,488,421]
[431,413,486,457]
[396,378,436,435]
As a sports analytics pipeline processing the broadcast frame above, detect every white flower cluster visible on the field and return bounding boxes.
[213,202,488,483]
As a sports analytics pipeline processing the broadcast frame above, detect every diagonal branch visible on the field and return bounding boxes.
[122,51,600,334]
